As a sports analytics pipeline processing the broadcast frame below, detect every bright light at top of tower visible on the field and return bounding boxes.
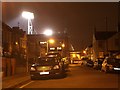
[22,11,34,19]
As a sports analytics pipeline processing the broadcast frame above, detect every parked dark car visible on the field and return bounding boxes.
[61,57,70,69]
[101,57,120,73]
[93,58,104,70]
[86,59,94,67]
[46,52,68,70]
[30,57,65,80]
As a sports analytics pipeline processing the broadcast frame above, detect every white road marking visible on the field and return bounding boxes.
[19,81,34,88]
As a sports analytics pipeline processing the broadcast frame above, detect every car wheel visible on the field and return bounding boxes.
[60,71,66,78]
[105,66,109,73]
[93,66,96,69]
[31,76,36,80]
[81,62,83,65]
[101,67,104,72]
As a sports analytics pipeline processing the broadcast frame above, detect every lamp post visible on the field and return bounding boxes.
[46,39,55,53]
[22,11,34,34]
[43,29,53,53]
[22,11,34,72]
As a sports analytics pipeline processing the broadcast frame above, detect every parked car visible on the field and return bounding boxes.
[71,59,81,64]
[93,58,104,70]
[86,59,94,67]
[30,57,65,80]
[80,57,88,65]
[46,52,62,59]
[101,57,120,73]
[61,57,70,69]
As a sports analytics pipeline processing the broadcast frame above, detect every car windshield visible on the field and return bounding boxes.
[107,58,120,65]
[97,58,104,64]
[36,57,59,65]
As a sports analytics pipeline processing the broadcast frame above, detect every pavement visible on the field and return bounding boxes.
[1,72,30,88]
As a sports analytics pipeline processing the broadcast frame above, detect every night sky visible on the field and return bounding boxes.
[2,2,118,51]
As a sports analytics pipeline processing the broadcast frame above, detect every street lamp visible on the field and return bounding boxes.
[22,11,34,34]
[62,43,65,48]
[48,39,55,44]
[43,29,53,53]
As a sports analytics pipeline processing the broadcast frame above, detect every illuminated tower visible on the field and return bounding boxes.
[22,11,34,34]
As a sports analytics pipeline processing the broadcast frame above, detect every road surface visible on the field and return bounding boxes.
[18,64,119,88]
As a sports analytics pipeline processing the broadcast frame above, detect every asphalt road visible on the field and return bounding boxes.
[18,64,119,88]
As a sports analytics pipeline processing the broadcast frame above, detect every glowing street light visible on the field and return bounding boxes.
[43,29,53,36]
[15,42,18,45]
[62,43,65,48]
[83,50,86,54]
[48,39,55,44]
[43,29,53,53]
[22,11,34,34]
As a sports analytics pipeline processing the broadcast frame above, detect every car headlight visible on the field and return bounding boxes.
[30,67,36,71]
[53,65,60,69]
[107,64,113,69]
[109,65,113,68]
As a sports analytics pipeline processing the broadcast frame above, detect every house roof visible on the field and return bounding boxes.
[95,31,117,40]
[2,22,12,31]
